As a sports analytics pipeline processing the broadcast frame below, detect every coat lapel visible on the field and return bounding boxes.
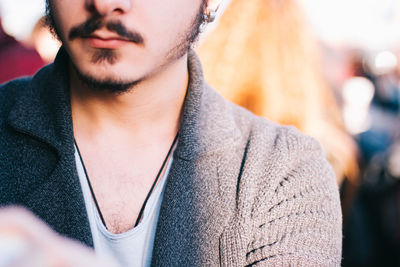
[6,48,93,247]
[151,51,243,266]
[19,155,94,247]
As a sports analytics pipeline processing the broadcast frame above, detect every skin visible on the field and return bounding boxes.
[47,0,206,91]
[1,0,223,265]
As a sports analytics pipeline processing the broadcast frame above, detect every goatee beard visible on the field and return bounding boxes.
[71,63,142,94]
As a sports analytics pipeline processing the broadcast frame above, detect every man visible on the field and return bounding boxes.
[0,0,342,266]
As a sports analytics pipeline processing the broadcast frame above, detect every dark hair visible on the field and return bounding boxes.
[45,0,61,41]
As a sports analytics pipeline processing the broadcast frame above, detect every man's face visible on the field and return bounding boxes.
[46,0,206,92]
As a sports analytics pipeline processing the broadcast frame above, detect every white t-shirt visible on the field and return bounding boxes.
[75,147,173,267]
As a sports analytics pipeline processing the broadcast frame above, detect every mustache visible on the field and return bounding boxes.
[68,17,144,44]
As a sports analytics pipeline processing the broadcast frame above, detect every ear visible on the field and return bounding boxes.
[206,0,224,10]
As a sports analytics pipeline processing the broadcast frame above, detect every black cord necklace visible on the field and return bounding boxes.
[74,133,179,230]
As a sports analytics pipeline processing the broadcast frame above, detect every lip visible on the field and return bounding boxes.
[84,35,130,49]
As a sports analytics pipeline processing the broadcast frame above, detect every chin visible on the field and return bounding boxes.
[75,66,141,94]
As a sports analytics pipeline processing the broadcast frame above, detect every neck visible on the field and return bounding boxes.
[70,55,188,141]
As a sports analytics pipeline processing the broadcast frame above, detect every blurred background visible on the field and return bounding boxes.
[2,0,400,265]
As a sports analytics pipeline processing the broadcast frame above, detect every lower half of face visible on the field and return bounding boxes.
[47,0,205,93]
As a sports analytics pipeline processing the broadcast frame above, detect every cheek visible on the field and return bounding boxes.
[50,1,84,41]
[143,1,202,43]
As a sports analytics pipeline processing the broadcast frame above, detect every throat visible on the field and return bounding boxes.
[69,53,189,134]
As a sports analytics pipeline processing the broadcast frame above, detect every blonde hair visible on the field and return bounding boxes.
[197,0,359,184]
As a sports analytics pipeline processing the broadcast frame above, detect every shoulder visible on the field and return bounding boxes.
[0,64,53,120]
[210,83,328,168]
[231,104,336,205]
[208,85,323,161]
[0,77,33,121]
[0,76,33,96]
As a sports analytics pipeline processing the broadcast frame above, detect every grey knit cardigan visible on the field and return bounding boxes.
[0,48,342,266]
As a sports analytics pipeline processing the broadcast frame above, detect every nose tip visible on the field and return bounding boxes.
[87,0,132,16]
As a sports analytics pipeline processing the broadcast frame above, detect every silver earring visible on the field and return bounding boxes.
[203,9,216,23]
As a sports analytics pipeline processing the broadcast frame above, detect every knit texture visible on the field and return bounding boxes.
[153,51,342,266]
[0,48,342,266]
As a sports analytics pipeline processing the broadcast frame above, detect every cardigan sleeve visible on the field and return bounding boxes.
[244,127,342,266]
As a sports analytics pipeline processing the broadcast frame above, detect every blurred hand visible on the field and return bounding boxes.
[0,207,117,267]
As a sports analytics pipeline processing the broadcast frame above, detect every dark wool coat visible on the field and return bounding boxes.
[0,48,342,266]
